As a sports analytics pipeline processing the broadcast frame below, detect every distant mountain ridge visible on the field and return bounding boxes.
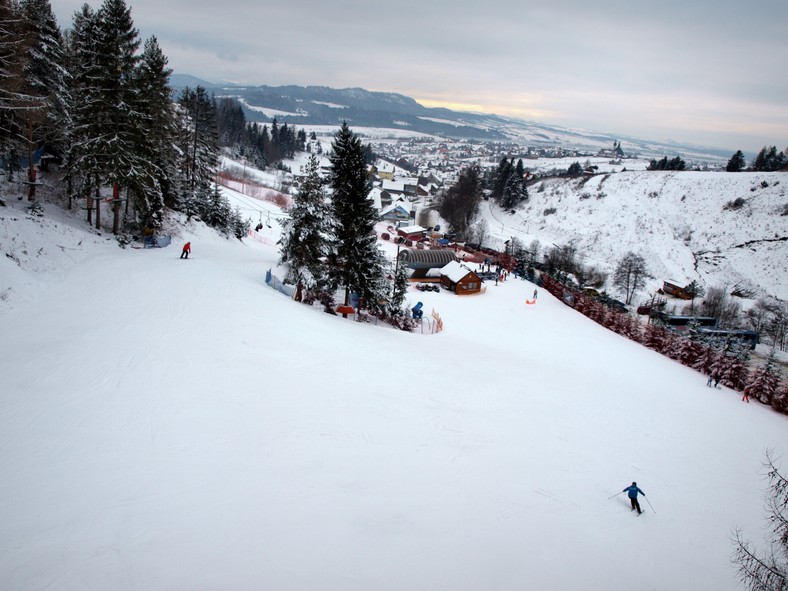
[169,74,731,163]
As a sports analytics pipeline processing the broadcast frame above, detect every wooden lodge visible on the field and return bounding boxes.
[439,261,483,295]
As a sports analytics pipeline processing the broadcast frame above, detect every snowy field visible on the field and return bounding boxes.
[1,192,787,591]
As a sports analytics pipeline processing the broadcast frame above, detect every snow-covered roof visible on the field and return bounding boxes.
[440,260,476,283]
[381,180,407,193]
[380,202,410,215]
[398,224,426,234]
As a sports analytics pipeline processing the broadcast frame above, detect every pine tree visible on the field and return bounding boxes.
[95,0,142,233]
[492,157,512,202]
[643,323,671,354]
[328,122,388,314]
[279,154,333,300]
[64,2,101,218]
[745,348,783,404]
[726,150,746,172]
[203,182,231,233]
[773,380,788,414]
[177,85,219,205]
[0,0,31,179]
[389,257,409,313]
[714,342,751,391]
[693,342,720,376]
[128,35,175,228]
[230,207,249,240]
[17,0,71,199]
[437,165,482,237]
[501,167,527,209]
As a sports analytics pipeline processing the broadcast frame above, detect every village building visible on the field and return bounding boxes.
[380,200,412,222]
[439,261,483,295]
[398,248,457,279]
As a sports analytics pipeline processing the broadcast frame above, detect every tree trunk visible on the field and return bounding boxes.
[95,183,101,230]
[26,117,36,201]
[112,183,120,234]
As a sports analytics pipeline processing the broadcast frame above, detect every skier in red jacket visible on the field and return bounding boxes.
[180,242,191,259]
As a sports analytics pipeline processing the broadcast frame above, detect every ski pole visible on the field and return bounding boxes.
[608,491,624,499]
[645,497,656,514]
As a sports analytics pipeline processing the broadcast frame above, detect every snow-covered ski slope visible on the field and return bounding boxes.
[0,195,786,591]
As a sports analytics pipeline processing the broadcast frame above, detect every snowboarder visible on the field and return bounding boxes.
[623,481,645,514]
[533,288,538,300]
[706,374,713,387]
[180,242,191,259]
[713,374,721,389]
[741,386,751,403]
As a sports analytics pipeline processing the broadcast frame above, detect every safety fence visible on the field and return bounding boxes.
[265,268,296,298]
[248,228,277,247]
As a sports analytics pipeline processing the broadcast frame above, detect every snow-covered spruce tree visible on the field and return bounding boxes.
[773,381,788,415]
[384,258,416,331]
[491,157,511,202]
[64,0,142,232]
[693,342,721,376]
[500,160,527,209]
[745,348,783,405]
[204,182,232,233]
[176,86,219,208]
[17,0,71,199]
[328,122,388,315]
[643,322,671,354]
[230,207,249,240]
[0,0,26,174]
[714,341,751,391]
[622,313,644,343]
[732,452,788,591]
[94,0,142,234]
[63,3,101,218]
[675,336,703,368]
[0,0,51,188]
[126,35,176,230]
[279,154,333,303]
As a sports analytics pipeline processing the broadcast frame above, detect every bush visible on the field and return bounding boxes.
[724,197,746,210]
[544,207,557,216]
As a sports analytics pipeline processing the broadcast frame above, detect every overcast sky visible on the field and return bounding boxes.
[52,0,788,153]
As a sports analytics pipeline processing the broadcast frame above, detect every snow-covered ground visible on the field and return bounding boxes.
[1,187,786,591]
[476,170,788,303]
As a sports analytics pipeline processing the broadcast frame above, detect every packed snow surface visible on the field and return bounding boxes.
[0,195,786,591]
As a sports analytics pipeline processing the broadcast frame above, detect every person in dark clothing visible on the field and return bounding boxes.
[180,242,191,259]
[623,482,645,514]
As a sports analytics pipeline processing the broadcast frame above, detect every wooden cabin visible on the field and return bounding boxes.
[439,261,483,295]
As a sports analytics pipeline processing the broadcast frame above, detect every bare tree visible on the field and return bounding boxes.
[700,286,742,328]
[613,252,652,305]
[732,451,788,591]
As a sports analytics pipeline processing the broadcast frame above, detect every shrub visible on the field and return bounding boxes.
[544,207,557,216]
[724,197,746,210]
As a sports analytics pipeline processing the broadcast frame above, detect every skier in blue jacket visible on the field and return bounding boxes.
[623,482,645,514]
